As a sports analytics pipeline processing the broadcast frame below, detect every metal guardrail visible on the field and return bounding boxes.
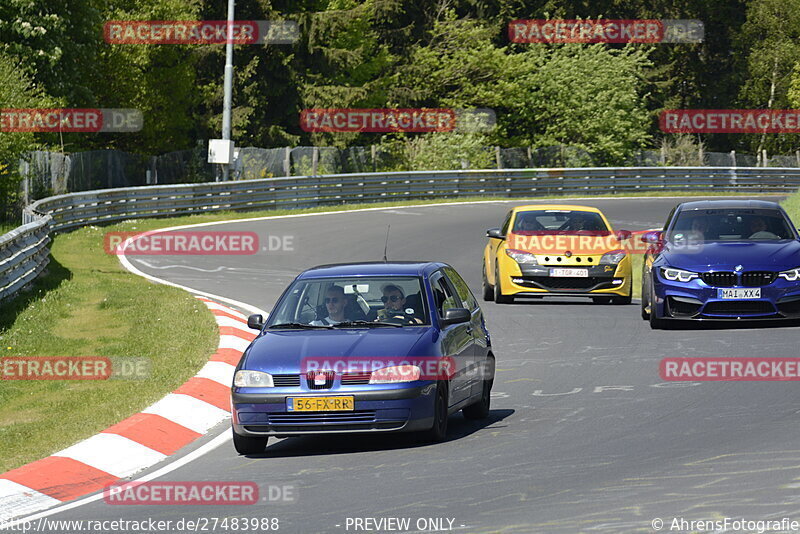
[3,166,800,300]
[0,216,52,302]
[21,166,800,232]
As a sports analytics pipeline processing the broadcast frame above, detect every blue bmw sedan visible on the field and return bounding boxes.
[642,200,800,329]
[231,262,495,454]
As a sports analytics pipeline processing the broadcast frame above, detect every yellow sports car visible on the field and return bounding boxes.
[482,204,633,304]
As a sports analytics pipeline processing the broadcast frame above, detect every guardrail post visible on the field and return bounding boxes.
[283,147,291,176]
[495,146,501,169]
[730,150,736,168]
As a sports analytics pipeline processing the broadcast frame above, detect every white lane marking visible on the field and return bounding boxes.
[53,434,166,479]
[1,431,233,528]
[214,315,253,332]
[201,300,248,319]
[196,361,236,386]
[142,394,229,434]
[0,480,60,523]
[132,259,226,273]
[219,335,251,353]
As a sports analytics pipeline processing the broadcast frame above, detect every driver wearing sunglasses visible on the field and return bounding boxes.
[377,284,422,324]
[310,285,347,326]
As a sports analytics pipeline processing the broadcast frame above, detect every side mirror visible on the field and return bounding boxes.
[615,230,632,241]
[640,230,663,244]
[247,314,264,330]
[486,228,505,240]
[441,308,471,326]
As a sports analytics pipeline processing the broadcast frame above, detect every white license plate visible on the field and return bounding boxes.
[718,288,761,299]
[550,268,588,278]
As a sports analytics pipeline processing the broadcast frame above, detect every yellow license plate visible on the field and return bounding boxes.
[287,396,354,412]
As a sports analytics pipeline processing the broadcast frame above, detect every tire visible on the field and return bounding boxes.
[494,265,514,304]
[232,428,269,454]
[463,378,492,420]
[612,293,632,305]
[648,284,668,330]
[422,382,449,442]
[482,263,494,301]
[641,274,650,319]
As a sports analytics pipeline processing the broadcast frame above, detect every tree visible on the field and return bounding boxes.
[0,52,57,222]
[737,0,800,156]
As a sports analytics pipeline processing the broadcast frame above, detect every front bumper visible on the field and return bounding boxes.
[504,264,631,297]
[231,383,435,436]
[653,274,800,320]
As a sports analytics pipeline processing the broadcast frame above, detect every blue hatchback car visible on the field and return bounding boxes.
[231,262,495,454]
[642,200,800,328]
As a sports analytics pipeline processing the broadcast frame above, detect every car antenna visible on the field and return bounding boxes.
[383,225,390,262]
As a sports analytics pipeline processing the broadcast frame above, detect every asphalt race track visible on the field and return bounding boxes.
[34,196,800,533]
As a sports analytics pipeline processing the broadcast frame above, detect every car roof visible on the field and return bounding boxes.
[677,199,782,211]
[299,261,446,279]
[512,204,603,214]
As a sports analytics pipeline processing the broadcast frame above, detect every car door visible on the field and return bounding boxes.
[442,266,486,399]
[430,270,473,407]
[487,210,513,285]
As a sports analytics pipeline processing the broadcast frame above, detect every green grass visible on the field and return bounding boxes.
[0,224,218,473]
[0,189,788,472]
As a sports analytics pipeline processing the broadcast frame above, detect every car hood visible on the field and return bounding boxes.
[241,328,436,373]
[663,240,800,271]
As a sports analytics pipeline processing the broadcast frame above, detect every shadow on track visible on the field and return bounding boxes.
[245,408,514,459]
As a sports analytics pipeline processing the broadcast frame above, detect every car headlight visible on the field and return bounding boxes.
[369,365,421,384]
[505,248,538,265]
[599,250,626,265]
[661,267,699,282]
[779,267,800,281]
[233,370,274,387]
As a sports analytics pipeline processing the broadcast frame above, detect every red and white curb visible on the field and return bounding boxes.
[0,297,254,523]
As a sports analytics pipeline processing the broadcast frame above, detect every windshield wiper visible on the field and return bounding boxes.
[267,322,333,329]
[332,320,403,328]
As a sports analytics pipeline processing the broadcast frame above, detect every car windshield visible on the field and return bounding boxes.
[667,208,795,243]
[512,210,610,234]
[267,276,430,327]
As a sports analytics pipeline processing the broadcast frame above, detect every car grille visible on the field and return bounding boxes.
[306,370,335,389]
[341,372,372,385]
[777,298,800,315]
[242,410,407,432]
[520,276,610,290]
[700,272,736,286]
[701,271,776,287]
[702,301,776,315]
[741,271,776,286]
[267,411,376,424]
[667,296,702,317]
[272,374,301,387]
